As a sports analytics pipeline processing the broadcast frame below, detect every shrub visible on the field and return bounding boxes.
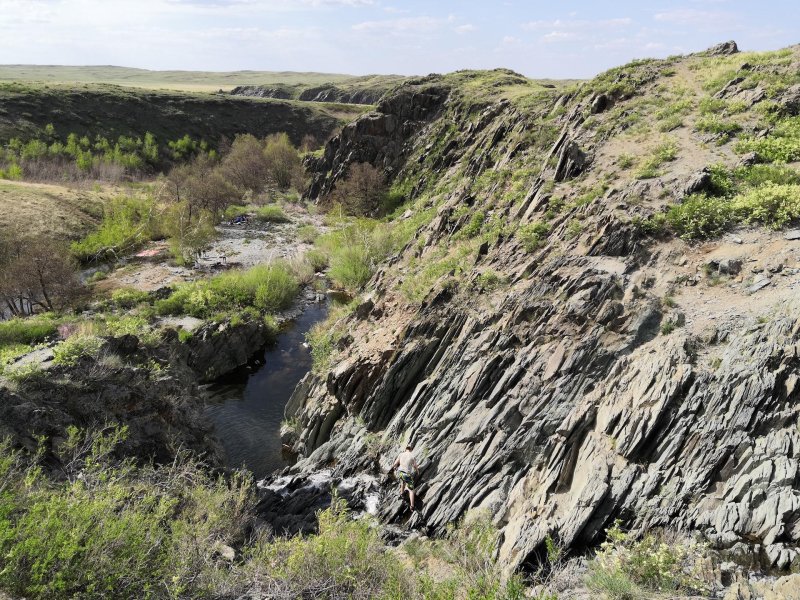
[635,140,678,179]
[155,263,298,318]
[586,521,709,598]
[517,221,550,252]
[255,205,291,223]
[695,117,741,137]
[52,335,104,366]
[0,316,58,346]
[0,427,258,600]
[223,204,250,220]
[461,210,486,238]
[734,164,800,187]
[109,287,151,309]
[71,196,158,262]
[326,163,388,216]
[318,220,396,291]
[666,194,734,239]
[735,116,800,162]
[297,224,319,243]
[304,248,329,272]
[731,183,800,228]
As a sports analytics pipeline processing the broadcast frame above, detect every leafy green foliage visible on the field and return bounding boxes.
[736,116,800,162]
[254,205,291,223]
[586,521,709,599]
[666,194,734,239]
[71,196,159,262]
[317,219,397,291]
[0,428,258,599]
[517,222,550,252]
[52,335,104,366]
[0,315,58,347]
[109,287,151,309]
[731,182,800,228]
[155,263,298,318]
[635,140,678,179]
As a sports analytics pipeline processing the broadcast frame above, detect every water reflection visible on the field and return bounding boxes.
[204,302,328,478]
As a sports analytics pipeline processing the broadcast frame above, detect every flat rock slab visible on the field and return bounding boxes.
[748,277,772,294]
[784,230,800,241]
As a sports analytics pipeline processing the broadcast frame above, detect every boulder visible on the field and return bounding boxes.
[707,40,740,56]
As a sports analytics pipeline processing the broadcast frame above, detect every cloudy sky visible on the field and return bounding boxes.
[1,0,797,78]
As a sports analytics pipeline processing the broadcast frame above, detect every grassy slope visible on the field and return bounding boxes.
[0,82,355,145]
[0,65,355,92]
[0,180,137,241]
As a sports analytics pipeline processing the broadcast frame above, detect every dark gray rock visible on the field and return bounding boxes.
[706,40,740,56]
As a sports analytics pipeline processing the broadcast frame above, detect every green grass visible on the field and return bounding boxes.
[0,315,58,347]
[317,219,398,291]
[52,335,104,366]
[517,221,550,252]
[0,82,343,151]
[71,195,160,262]
[254,205,291,223]
[155,262,299,318]
[736,116,800,163]
[0,426,527,599]
[635,139,678,179]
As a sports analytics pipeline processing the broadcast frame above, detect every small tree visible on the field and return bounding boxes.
[0,236,82,315]
[328,163,387,216]
[264,133,304,190]
[219,134,271,194]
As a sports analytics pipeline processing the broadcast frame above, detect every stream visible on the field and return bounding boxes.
[204,301,328,479]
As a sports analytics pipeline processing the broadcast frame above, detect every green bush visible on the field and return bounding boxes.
[517,222,550,252]
[223,204,250,220]
[0,427,257,599]
[255,205,291,223]
[695,117,741,136]
[736,116,800,162]
[731,183,800,228]
[155,263,298,318]
[585,521,709,598]
[0,316,58,346]
[635,140,678,179]
[109,287,151,309]
[734,164,800,187]
[297,224,320,243]
[71,196,158,262]
[318,219,396,291]
[304,248,329,272]
[666,194,733,239]
[52,335,104,366]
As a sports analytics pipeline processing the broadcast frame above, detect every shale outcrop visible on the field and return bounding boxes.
[271,47,800,573]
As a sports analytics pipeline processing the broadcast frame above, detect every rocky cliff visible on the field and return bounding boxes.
[278,46,800,572]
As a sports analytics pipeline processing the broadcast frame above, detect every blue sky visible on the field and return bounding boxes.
[1,0,798,78]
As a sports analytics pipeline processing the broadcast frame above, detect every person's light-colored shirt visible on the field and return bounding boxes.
[397,450,416,473]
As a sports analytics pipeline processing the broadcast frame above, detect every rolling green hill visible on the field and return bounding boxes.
[0,82,364,146]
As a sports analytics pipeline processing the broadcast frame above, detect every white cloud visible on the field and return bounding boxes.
[352,16,443,34]
[653,8,731,25]
[522,17,632,31]
[454,24,476,34]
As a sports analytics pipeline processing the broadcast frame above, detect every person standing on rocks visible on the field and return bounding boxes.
[392,445,419,511]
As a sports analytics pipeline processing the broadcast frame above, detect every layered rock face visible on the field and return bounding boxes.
[278,52,800,571]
